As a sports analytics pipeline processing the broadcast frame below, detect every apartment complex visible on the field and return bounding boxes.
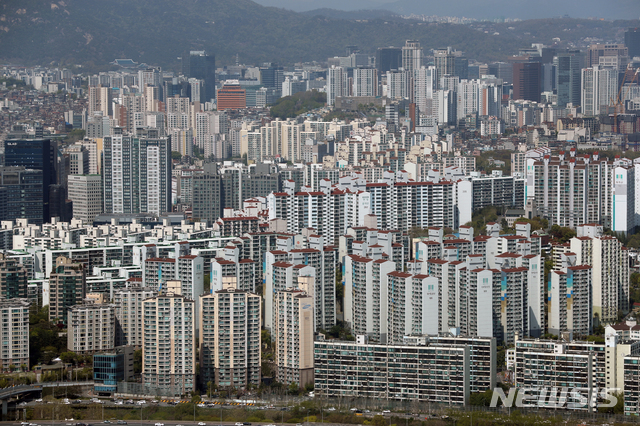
[114,287,158,348]
[314,339,470,404]
[0,299,30,369]
[67,304,116,354]
[48,256,87,325]
[0,252,28,299]
[274,289,314,388]
[199,289,261,389]
[142,294,196,396]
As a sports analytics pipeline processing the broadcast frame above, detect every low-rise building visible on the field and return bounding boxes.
[93,345,135,396]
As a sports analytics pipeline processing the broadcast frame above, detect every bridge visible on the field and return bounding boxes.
[0,385,43,420]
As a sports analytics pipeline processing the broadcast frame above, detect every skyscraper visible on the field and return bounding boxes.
[414,66,437,115]
[402,40,423,72]
[3,139,56,221]
[102,128,171,215]
[67,175,103,223]
[0,166,44,224]
[352,68,378,97]
[626,28,640,59]
[512,62,542,103]
[553,50,583,107]
[182,51,216,102]
[375,47,402,74]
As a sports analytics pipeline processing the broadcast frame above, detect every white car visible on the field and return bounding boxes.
[198,423,206,426]
[326,407,336,412]
[382,410,391,414]
[154,423,164,426]
[236,423,244,426]
[136,400,146,405]
[35,399,43,403]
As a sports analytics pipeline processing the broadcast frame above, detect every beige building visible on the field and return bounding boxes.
[274,288,314,388]
[67,175,103,223]
[199,289,261,389]
[114,287,157,348]
[67,304,116,354]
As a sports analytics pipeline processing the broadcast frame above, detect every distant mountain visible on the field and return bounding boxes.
[300,8,399,20]
[379,0,640,20]
[0,0,636,69]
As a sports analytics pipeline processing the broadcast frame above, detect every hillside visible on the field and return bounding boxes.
[0,0,636,69]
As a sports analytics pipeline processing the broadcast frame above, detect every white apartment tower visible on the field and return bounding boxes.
[114,287,158,348]
[67,304,116,354]
[142,294,196,396]
[327,66,347,106]
[199,289,261,389]
[0,299,30,369]
[352,68,378,97]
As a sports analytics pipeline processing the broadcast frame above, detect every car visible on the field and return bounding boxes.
[125,400,134,405]
[382,410,391,414]
[154,423,164,426]
[326,407,336,412]
[235,423,244,426]
[150,400,158,403]
[18,402,27,406]
[21,422,29,426]
[117,422,127,425]
[136,400,146,405]
[243,423,251,426]
[35,399,42,403]
[103,421,111,424]
[198,423,206,426]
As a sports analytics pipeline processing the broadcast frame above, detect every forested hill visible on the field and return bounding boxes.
[0,0,636,69]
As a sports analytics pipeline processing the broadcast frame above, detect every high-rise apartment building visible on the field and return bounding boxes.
[67,304,116,354]
[142,294,195,396]
[386,69,410,100]
[581,65,618,116]
[48,256,87,325]
[0,299,30,369]
[548,265,592,337]
[413,66,437,115]
[67,175,103,223]
[199,289,261,389]
[88,86,111,117]
[102,128,171,215]
[274,288,314,388]
[327,66,347,106]
[0,253,28,299]
[114,287,158,348]
[352,68,378,97]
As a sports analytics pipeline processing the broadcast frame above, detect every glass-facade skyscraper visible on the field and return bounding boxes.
[182,50,216,102]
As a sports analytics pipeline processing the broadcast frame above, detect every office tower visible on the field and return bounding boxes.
[183,51,216,101]
[3,139,56,221]
[0,167,43,224]
[102,128,171,215]
[488,62,513,84]
[327,66,347,106]
[0,253,27,300]
[142,294,195,396]
[67,175,103,223]
[88,86,111,116]
[199,289,261,389]
[375,47,402,74]
[259,64,284,92]
[512,62,542,102]
[274,288,314,388]
[0,299,30,369]
[414,66,437,114]
[67,304,116,354]
[191,164,222,223]
[587,43,629,67]
[48,256,87,325]
[541,62,556,93]
[626,28,640,58]
[553,50,583,107]
[548,266,592,337]
[402,40,423,72]
[216,80,246,110]
[386,69,410,99]
[352,68,378,97]
[114,287,158,348]
[581,65,618,116]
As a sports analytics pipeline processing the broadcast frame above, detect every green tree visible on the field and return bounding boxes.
[60,352,78,364]
[171,151,182,160]
[133,349,142,374]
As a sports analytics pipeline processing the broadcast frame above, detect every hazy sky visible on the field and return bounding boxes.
[253,0,640,20]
